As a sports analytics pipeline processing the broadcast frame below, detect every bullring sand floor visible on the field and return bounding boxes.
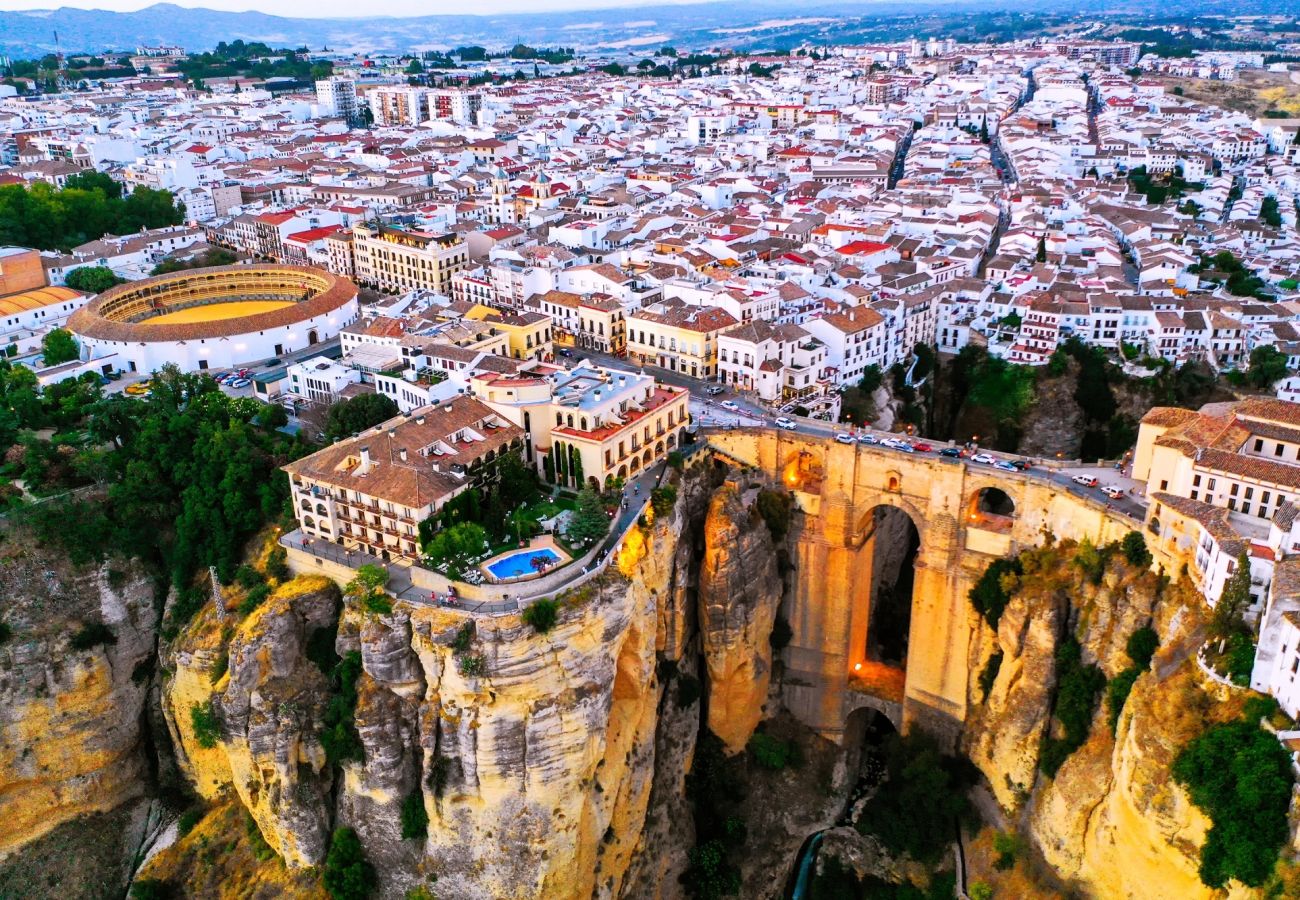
[143,300,294,325]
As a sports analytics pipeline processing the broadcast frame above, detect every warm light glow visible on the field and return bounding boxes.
[854,662,862,672]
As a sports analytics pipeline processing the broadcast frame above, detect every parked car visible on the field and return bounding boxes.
[835,433,855,444]
[265,358,282,366]
[774,416,797,430]
[720,400,740,412]
[705,385,725,396]
[1101,485,1125,499]
[971,452,998,465]
[229,377,251,389]
[1072,475,1099,488]
[858,434,879,445]
[939,447,962,458]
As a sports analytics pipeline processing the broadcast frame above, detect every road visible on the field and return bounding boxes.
[565,348,1148,522]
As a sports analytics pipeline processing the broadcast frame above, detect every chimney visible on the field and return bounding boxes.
[399,447,408,461]
[416,415,425,425]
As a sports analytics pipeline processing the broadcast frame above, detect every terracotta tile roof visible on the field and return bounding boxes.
[284,395,523,509]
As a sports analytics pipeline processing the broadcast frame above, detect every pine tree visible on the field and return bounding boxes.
[1210,551,1252,649]
[568,485,609,545]
[1036,234,1047,263]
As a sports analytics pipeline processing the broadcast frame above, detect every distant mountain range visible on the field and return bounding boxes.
[0,0,1296,58]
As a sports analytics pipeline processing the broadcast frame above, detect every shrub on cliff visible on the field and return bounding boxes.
[1107,626,1160,732]
[1039,637,1106,777]
[521,598,559,634]
[130,880,175,900]
[1174,712,1294,888]
[323,827,376,900]
[747,732,800,770]
[400,789,428,839]
[755,489,792,541]
[190,698,220,749]
[968,557,1022,629]
[320,651,364,765]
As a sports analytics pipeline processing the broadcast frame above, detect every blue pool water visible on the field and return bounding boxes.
[486,547,562,579]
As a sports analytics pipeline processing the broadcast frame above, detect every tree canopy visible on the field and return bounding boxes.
[323,393,399,443]
[0,173,185,252]
[63,265,123,294]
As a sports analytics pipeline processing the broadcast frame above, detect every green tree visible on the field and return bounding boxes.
[323,827,377,900]
[1119,531,1151,568]
[1246,344,1289,389]
[1173,715,1294,887]
[1209,552,1252,647]
[324,393,399,442]
[258,402,288,430]
[345,563,391,614]
[568,484,609,545]
[63,265,122,293]
[1036,234,1047,262]
[856,732,976,863]
[40,327,79,365]
[1261,195,1283,228]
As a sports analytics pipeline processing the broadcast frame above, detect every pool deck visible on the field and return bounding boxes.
[480,535,572,584]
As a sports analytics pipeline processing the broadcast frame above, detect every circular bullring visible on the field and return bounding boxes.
[68,264,360,373]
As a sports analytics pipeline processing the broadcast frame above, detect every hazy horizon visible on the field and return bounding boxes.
[0,0,724,17]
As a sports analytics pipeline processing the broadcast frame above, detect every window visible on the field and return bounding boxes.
[1255,439,1263,452]
[1193,474,1202,487]
[1278,444,1287,457]
[1231,483,1239,496]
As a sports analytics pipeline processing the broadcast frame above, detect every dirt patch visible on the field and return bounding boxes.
[1150,70,1300,118]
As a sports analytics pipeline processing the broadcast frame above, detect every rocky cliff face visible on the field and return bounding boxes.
[0,535,157,857]
[698,485,782,754]
[963,542,1246,900]
[153,470,726,899]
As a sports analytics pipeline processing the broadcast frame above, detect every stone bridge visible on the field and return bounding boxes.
[704,429,1143,746]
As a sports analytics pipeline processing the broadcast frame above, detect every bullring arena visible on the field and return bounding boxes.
[67,264,359,373]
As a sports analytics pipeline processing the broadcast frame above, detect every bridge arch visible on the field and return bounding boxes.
[846,501,922,718]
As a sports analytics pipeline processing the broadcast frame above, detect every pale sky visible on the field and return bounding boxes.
[0,0,713,16]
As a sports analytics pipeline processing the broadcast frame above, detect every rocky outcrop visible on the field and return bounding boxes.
[963,543,1237,900]
[0,542,157,857]
[698,485,782,754]
[219,577,339,866]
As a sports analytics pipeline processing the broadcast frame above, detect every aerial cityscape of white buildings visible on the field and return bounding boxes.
[15,34,1300,710]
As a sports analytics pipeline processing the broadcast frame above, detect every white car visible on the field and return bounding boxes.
[971,452,998,465]
[1101,485,1125,499]
[858,433,879,445]
[774,416,797,431]
[720,400,740,412]
[835,433,855,444]
[1071,474,1099,488]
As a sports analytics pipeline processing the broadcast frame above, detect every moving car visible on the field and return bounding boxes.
[911,442,933,453]
[720,400,739,412]
[557,348,574,358]
[774,416,797,430]
[971,452,998,464]
[939,447,963,458]
[1071,475,1099,488]
[835,433,855,444]
[858,434,879,445]
[1101,485,1126,499]
[994,460,1019,472]
[705,385,725,396]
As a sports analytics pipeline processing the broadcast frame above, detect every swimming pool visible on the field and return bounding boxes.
[485,547,563,579]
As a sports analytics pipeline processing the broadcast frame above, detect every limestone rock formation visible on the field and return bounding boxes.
[964,544,1239,900]
[0,548,157,856]
[698,485,782,753]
